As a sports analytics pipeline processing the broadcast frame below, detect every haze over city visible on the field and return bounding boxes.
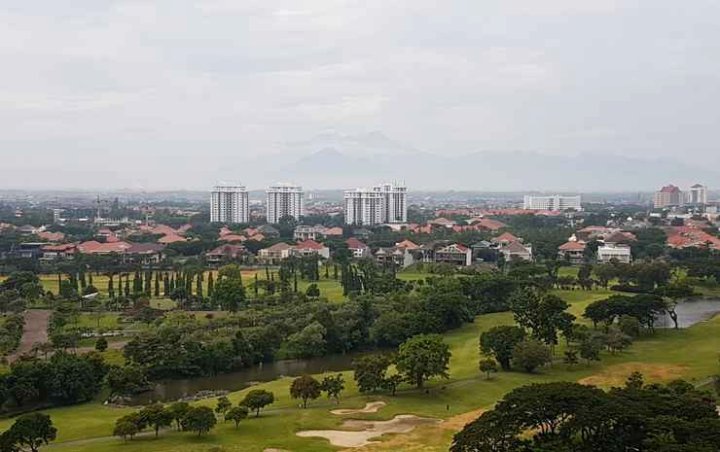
[2,0,720,191]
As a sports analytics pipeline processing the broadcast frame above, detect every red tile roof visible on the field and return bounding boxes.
[346,238,368,249]
[493,232,519,243]
[395,239,419,250]
[559,241,586,251]
[295,240,325,250]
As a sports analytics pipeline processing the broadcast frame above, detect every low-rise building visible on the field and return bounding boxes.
[206,244,247,266]
[346,238,370,258]
[499,241,533,262]
[597,244,632,264]
[434,243,472,266]
[292,240,330,259]
[41,243,77,260]
[258,242,294,264]
[558,239,586,264]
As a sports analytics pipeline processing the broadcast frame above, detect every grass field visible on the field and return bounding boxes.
[3,288,719,452]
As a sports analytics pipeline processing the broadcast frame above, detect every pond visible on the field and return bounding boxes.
[128,353,358,405]
[656,298,720,329]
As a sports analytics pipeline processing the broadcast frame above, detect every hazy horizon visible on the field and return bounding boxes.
[2,1,719,190]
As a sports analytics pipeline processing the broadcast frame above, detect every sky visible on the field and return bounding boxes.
[1,0,719,191]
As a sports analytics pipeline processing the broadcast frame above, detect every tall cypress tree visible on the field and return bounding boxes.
[196,273,203,298]
[124,275,130,297]
[163,273,170,296]
[207,273,214,298]
[144,271,151,295]
[154,272,160,297]
[108,274,115,299]
[254,273,259,297]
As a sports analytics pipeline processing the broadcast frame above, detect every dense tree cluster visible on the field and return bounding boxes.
[0,352,107,410]
[452,376,720,452]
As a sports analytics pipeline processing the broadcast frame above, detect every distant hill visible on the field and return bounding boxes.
[268,146,720,192]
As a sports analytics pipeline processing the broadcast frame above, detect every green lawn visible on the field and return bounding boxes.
[3,288,720,451]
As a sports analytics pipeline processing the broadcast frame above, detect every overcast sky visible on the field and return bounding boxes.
[1,0,719,190]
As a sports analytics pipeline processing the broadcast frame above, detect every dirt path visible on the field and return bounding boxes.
[8,309,52,363]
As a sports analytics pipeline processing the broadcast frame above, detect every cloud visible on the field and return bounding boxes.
[0,0,719,190]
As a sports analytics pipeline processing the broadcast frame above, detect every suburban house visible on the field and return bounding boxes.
[597,244,632,263]
[256,224,280,238]
[294,225,326,241]
[434,243,472,266]
[467,217,507,232]
[346,238,370,258]
[395,239,419,250]
[292,240,330,259]
[492,232,521,247]
[258,242,294,264]
[374,247,414,268]
[206,244,248,266]
[499,241,533,262]
[41,243,77,260]
[77,241,165,264]
[558,235,587,264]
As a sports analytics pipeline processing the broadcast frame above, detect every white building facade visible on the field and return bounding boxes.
[523,195,582,211]
[266,184,304,223]
[211,185,249,224]
[344,183,407,225]
[687,184,708,205]
[597,244,632,264]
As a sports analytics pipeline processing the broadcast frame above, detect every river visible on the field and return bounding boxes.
[656,298,720,329]
[128,353,358,405]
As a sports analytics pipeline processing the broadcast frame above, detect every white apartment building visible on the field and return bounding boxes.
[687,184,708,205]
[266,184,304,223]
[344,183,407,225]
[523,195,582,211]
[210,185,249,224]
[597,244,632,264]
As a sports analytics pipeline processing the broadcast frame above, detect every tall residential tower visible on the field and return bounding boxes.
[344,182,407,225]
[266,184,304,223]
[210,185,249,224]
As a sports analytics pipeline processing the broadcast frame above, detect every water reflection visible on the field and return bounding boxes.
[129,354,358,405]
[656,299,720,329]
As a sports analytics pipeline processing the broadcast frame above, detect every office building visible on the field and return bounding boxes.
[210,185,249,224]
[344,182,407,225]
[523,195,582,211]
[653,185,683,209]
[266,184,304,223]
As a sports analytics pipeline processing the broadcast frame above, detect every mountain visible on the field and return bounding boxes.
[268,148,720,192]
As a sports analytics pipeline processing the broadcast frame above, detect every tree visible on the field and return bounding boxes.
[95,336,108,352]
[511,340,551,373]
[105,364,149,397]
[181,406,217,436]
[211,277,245,311]
[290,375,322,408]
[240,390,275,417]
[579,336,602,364]
[480,326,526,371]
[285,321,327,358]
[509,288,575,346]
[167,402,190,431]
[563,349,579,366]
[6,413,57,452]
[353,354,392,393]
[305,283,320,298]
[215,396,232,419]
[479,359,498,380]
[138,403,172,438]
[113,419,139,442]
[396,334,451,388]
[320,374,345,404]
[225,406,249,429]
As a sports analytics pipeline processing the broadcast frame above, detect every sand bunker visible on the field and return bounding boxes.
[331,401,387,416]
[297,415,442,448]
[579,362,689,388]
